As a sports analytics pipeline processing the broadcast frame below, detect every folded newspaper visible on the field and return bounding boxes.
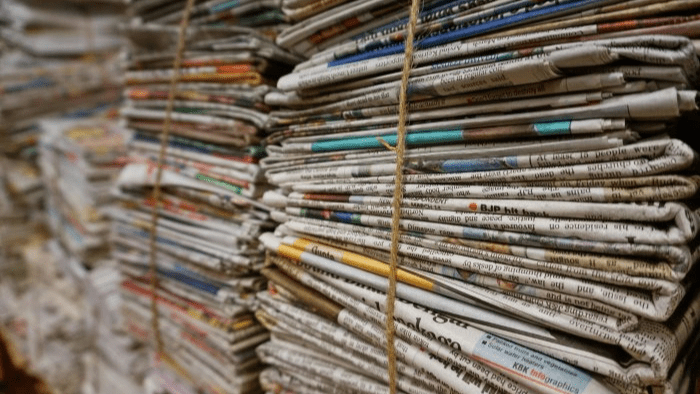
[257,0,700,393]
[113,6,300,393]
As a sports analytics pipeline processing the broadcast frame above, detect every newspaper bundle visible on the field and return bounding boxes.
[37,117,130,267]
[0,0,125,267]
[127,0,290,32]
[257,0,700,393]
[31,116,149,394]
[113,4,302,393]
[0,0,124,144]
[0,2,138,392]
[0,238,95,394]
[2,112,148,394]
[83,263,149,394]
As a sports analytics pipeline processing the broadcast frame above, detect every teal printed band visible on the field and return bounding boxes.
[533,121,572,136]
[195,173,243,194]
[310,130,464,152]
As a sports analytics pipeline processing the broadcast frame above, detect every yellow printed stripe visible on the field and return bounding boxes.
[278,243,304,261]
[292,237,435,291]
[292,238,313,250]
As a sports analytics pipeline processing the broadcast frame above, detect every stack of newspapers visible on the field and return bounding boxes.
[0,2,132,391]
[127,0,288,33]
[0,238,91,394]
[38,117,130,267]
[0,0,125,262]
[258,0,700,393]
[36,117,148,394]
[82,263,148,394]
[0,0,124,149]
[0,0,123,57]
[113,3,301,393]
[0,155,44,258]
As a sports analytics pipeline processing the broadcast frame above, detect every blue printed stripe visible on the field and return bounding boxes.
[441,157,518,173]
[210,0,239,13]
[329,0,605,67]
[350,0,471,41]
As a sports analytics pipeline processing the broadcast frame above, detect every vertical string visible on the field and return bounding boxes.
[147,0,197,356]
[81,4,111,98]
[386,0,421,393]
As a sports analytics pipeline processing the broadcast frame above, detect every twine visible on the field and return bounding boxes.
[386,0,422,393]
[147,0,197,356]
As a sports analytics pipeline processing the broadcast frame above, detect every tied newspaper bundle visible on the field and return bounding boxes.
[113,6,301,393]
[38,117,130,267]
[258,0,700,393]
